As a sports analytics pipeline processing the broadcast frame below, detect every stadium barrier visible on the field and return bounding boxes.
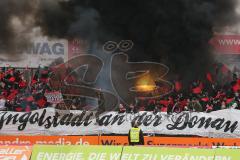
[1,135,240,147]
[1,145,240,160]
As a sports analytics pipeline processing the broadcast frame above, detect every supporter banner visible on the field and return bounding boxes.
[0,145,32,160]
[0,108,240,137]
[122,146,240,160]
[0,38,68,68]
[1,136,240,147]
[44,91,64,104]
[209,35,240,54]
[31,145,122,160]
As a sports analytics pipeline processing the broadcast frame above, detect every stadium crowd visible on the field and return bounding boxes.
[119,65,240,114]
[0,67,51,112]
[0,64,240,113]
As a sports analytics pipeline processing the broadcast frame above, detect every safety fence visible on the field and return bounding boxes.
[1,145,240,160]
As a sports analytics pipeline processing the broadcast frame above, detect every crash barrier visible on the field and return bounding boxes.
[1,145,240,160]
[1,135,240,147]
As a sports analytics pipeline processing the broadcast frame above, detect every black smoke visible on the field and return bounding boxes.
[0,0,239,81]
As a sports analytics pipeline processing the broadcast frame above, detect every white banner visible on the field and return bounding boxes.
[0,38,68,68]
[0,108,239,138]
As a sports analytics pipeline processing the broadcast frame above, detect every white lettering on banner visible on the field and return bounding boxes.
[109,153,121,160]
[88,153,107,160]
[159,155,229,160]
[37,152,84,160]
[0,108,239,137]
[142,154,157,160]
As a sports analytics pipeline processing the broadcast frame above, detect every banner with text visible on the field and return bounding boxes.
[0,108,240,137]
[31,145,240,160]
[31,145,122,160]
[122,146,240,160]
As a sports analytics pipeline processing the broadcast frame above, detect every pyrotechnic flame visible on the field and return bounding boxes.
[135,84,156,92]
[134,75,157,92]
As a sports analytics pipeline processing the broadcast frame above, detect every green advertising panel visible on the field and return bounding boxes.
[214,148,240,160]
[31,145,240,160]
[31,145,123,160]
[122,146,215,160]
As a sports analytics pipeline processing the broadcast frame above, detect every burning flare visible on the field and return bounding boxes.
[135,75,156,92]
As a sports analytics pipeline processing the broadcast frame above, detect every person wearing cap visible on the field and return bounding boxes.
[128,121,144,145]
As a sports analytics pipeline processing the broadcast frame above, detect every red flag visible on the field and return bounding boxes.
[9,77,15,82]
[206,73,213,83]
[201,97,209,102]
[26,96,34,102]
[175,81,182,92]
[226,97,234,104]
[192,86,202,94]
[15,107,22,112]
[7,90,18,101]
[232,83,240,92]
[161,106,168,112]
[31,79,37,85]
[19,80,27,88]
[159,100,169,107]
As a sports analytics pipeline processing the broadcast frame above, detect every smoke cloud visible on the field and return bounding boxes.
[0,0,38,55]
[0,0,239,81]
